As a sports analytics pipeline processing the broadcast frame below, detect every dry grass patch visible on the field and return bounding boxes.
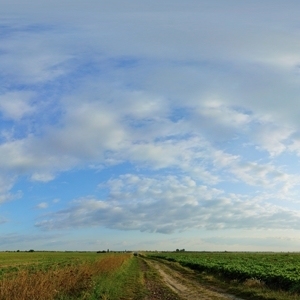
[0,254,130,300]
[243,278,266,288]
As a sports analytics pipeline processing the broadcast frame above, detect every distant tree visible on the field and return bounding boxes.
[28,249,34,252]
[176,249,180,252]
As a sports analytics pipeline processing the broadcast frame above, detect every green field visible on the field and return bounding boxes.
[0,251,97,278]
[2,251,300,300]
[150,251,300,293]
[0,251,142,300]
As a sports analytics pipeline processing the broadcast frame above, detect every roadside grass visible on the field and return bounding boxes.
[88,255,147,300]
[191,268,300,300]
[149,256,300,300]
[226,278,300,300]
[84,255,181,300]
[150,251,300,300]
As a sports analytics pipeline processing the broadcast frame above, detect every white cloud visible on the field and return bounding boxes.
[0,139,39,173]
[0,89,298,195]
[2,1,300,251]
[31,173,55,182]
[36,202,48,209]
[36,174,300,233]
[0,28,71,84]
[0,175,21,204]
[0,91,36,120]
[252,123,293,156]
[191,100,251,139]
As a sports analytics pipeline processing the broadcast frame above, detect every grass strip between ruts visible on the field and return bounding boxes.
[87,255,147,300]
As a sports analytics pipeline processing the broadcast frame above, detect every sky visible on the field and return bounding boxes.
[1,0,300,252]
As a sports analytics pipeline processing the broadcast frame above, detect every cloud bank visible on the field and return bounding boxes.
[1,0,300,250]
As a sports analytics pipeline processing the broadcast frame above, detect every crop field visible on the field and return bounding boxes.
[0,251,182,300]
[0,251,136,300]
[150,251,300,294]
[2,251,300,300]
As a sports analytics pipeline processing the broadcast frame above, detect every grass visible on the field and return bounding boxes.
[0,251,98,279]
[0,263,93,299]
[0,252,132,300]
[227,278,300,300]
[3,251,300,299]
[89,255,147,300]
[0,252,179,300]
[149,254,300,300]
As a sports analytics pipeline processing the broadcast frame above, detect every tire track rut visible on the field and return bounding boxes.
[145,258,245,300]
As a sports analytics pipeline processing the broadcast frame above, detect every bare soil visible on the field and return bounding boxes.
[142,257,245,300]
[138,257,181,300]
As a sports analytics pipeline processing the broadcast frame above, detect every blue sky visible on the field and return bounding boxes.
[1,0,300,251]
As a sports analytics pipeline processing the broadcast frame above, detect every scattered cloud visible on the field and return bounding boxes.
[0,91,36,120]
[36,174,300,234]
[0,175,21,204]
[36,202,49,209]
[2,0,300,250]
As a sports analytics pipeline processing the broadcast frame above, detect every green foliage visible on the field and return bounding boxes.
[150,252,300,293]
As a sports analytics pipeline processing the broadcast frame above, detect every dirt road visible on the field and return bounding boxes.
[142,257,245,300]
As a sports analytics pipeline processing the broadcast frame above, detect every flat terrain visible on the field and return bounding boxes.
[0,251,300,299]
[143,257,244,300]
[145,252,300,300]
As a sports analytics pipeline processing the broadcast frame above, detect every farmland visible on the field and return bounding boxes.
[0,251,137,300]
[1,251,300,300]
[0,251,183,300]
[150,251,300,298]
